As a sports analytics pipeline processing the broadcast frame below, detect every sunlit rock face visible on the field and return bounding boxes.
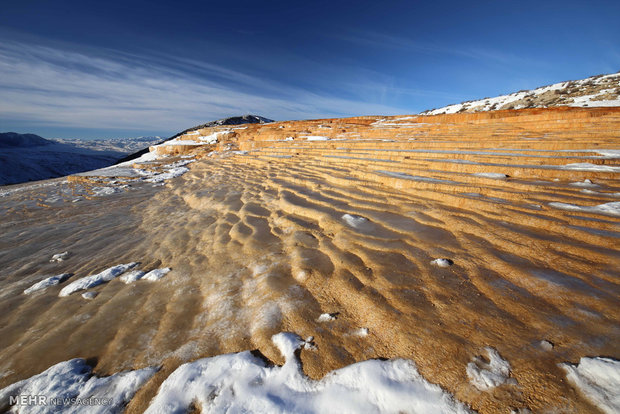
[0,105,618,414]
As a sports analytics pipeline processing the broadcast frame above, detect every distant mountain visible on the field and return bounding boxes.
[0,133,161,186]
[168,115,274,141]
[53,136,162,153]
[0,132,54,147]
[116,115,273,164]
[422,71,620,115]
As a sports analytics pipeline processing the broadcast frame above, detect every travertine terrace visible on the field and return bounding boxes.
[1,107,619,413]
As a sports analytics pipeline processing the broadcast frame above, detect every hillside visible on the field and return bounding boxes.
[116,115,273,164]
[0,133,161,186]
[423,71,620,115]
[0,132,53,148]
[0,102,618,413]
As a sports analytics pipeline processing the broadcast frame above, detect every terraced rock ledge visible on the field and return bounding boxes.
[0,107,619,413]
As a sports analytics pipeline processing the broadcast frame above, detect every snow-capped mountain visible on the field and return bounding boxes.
[52,136,162,153]
[422,71,620,115]
[0,133,162,186]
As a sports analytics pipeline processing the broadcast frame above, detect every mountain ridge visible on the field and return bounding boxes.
[422,71,620,115]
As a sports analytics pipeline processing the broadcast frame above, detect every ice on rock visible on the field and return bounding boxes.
[24,274,71,295]
[59,263,138,297]
[145,332,471,413]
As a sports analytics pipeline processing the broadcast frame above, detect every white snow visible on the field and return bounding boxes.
[548,201,620,216]
[423,73,620,115]
[160,140,203,146]
[82,292,98,300]
[570,179,598,188]
[91,186,120,197]
[119,270,146,284]
[594,149,620,157]
[116,150,161,166]
[431,259,453,268]
[561,357,620,414]
[50,252,69,263]
[352,328,369,337]
[24,274,71,295]
[466,347,514,391]
[560,163,620,172]
[472,173,508,179]
[0,358,156,414]
[141,268,171,281]
[317,313,337,323]
[145,332,471,414]
[144,167,189,183]
[303,136,330,141]
[58,263,138,297]
[197,131,227,144]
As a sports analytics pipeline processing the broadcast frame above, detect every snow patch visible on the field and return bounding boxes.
[303,136,330,141]
[549,201,620,216]
[144,167,189,183]
[24,274,71,295]
[0,358,156,414]
[431,258,454,268]
[59,263,138,297]
[119,270,146,284]
[561,357,620,414]
[82,291,98,300]
[142,268,171,282]
[560,163,620,172]
[570,179,598,188]
[352,327,369,337]
[50,252,69,263]
[91,186,120,197]
[472,173,508,179]
[145,332,471,413]
[317,313,337,323]
[466,347,515,391]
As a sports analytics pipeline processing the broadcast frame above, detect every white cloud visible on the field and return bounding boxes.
[0,42,409,131]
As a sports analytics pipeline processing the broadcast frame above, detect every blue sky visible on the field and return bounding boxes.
[1,0,619,139]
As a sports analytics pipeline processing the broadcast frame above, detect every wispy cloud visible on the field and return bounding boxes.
[333,30,544,69]
[0,41,411,133]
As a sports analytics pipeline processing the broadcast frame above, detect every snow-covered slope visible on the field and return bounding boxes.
[422,72,620,115]
[0,133,161,186]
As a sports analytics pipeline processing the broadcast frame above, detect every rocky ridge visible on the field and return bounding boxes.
[423,71,620,115]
